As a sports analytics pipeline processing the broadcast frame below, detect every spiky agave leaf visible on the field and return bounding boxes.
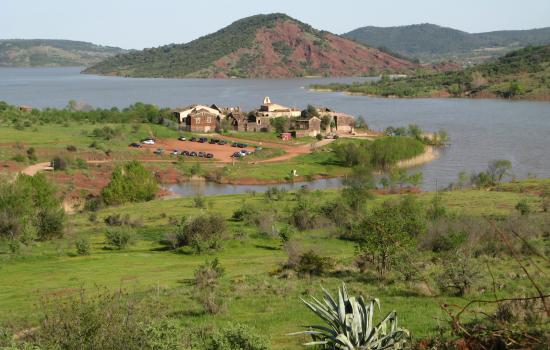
[290,283,411,350]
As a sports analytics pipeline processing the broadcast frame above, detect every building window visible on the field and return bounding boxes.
[207,117,212,123]
[195,117,201,124]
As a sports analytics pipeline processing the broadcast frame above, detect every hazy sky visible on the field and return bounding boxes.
[2,0,549,49]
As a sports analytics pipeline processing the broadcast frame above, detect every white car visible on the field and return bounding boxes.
[142,139,155,145]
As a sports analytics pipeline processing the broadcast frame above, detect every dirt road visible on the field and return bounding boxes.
[21,162,52,176]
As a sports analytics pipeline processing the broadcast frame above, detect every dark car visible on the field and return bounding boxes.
[154,148,164,155]
[205,153,214,159]
[198,137,208,143]
[231,142,238,147]
[181,151,190,156]
[231,152,242,158]
[218,140,227,145]
[209,138,218,144]
[190,137,197,142]
[189,151,197,157]
[237,143,248,148]
[129,142,141,148]
[198,151,206,157]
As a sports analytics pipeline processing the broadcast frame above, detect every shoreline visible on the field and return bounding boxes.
[160,145,440,191]
[308,88,550,102]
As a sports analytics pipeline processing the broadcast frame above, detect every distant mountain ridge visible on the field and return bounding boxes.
[0,39,126,67]
[343,24,550,64]
[83,13,420,78]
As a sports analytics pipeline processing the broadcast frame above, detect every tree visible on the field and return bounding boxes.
[357,201,416,276]
[342,165,373,212]
[320,114,332,131]
[507,80,525,97]
[174,213,226,253]
[487,159,512,184]
[101,161,157,205]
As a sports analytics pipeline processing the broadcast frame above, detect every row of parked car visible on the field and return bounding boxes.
[154,148,214,158]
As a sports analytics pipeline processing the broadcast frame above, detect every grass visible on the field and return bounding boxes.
[1,181,548,348]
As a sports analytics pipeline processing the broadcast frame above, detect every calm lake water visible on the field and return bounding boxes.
[2,67,550,193]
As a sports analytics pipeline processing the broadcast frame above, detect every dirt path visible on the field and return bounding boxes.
[21,162,52,176]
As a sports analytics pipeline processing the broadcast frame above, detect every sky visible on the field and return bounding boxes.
[1,0,549,49]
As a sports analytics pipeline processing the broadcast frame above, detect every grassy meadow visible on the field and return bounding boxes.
[1,182,548,348]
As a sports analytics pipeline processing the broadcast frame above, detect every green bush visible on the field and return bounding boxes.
[75,237,91,256]
[11,154,26,162]
[51,156,68,170]
[515,199,531,216]
[205,323,269,350]
[174,213,226,253]
[0,173,64,242]
[294,250,334,277]
[104,228,134,250]
[101,161,157,205]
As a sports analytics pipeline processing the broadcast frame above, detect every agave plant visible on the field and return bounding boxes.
[290,283,410,349]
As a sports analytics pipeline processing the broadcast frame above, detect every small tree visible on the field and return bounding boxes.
[487,159,512,184]
[194,258,225,314]
[75,237,91,256]
[437,251,480,296]
[356,201,417,276]
[101,161,157,205]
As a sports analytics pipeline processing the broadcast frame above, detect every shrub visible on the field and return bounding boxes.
[205,323,269,350]
[231,202,259,224]
[174,213,226,253]
[30,289,156,350]
[66,145,77,152]
[75,237,91,256]
[194,258,225,315]
[26,147,37,162]
[289,197,321,231]
[104,228,134,250]
[101,161,157,205]
[11,154,26,162]
[295,250,334,277]
[437,251,481,296]
[193,194,205,208]
[51,156,68,170]
[515,199,531,216]
[0,173,64,241]
[315,133,323,141]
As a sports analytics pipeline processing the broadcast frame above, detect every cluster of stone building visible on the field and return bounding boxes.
[172,97,355,137]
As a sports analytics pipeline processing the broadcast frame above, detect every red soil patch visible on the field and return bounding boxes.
[214,20,420,78]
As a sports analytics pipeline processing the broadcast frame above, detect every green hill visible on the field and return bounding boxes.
[83,13,420,78]
[0,39,126,67]
[343,24,550,64]
[311,45,550,100]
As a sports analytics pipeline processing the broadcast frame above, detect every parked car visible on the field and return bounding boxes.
[232,142,239,147]
[205,153,214,159]
[129,142,141,148]
[198,152,205,157]
[209,138,218,144]
[198,137,208,143]
[218,140,227,145]
[154,148,164,155]
[142,139,155,145]
[190,137,197,142]
[181,151,190,156]
[239,150,249,156]
[255,146,263,151]
[170,150,179,156]
[189,151,197,157]
[178,136,187,141]
[237,143,248,148]
[231,152,242,158]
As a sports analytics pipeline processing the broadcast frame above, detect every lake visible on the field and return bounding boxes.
[1,67,550,192]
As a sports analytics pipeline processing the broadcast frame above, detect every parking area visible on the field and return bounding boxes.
[135,137,255,162]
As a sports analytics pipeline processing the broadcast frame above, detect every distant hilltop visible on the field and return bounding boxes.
[0,39,126,67]
[83,13,420,79]
[343,23,550,64]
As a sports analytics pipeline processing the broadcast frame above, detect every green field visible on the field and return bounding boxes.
[1,181,548,348]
